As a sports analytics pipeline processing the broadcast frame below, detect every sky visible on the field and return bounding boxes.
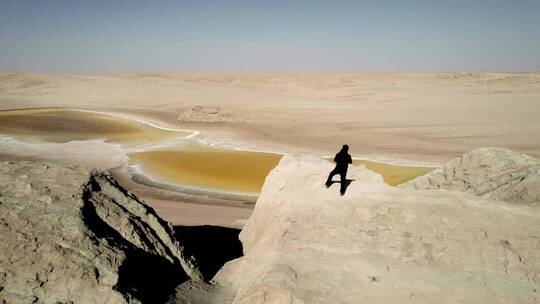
[0,0,539,73]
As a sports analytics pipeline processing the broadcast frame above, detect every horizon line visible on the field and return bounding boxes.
[2,68,539,76]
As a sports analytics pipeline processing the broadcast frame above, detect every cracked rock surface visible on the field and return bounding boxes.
[213,153,540,304]
[0,161,202,304]
[401,147,540,205]
[3,148,540,304]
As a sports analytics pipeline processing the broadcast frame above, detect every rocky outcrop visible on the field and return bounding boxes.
[0,161,202,304]
[177,106,232,123]
[213,154,540,304]
[4,149,540,304]
[401,148,540,205]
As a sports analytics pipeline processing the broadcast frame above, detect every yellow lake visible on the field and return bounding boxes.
[0,108,191,145]
[0,108,434,195]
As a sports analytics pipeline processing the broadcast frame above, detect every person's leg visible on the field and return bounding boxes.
[325,168,338,186]
[339,170,347,195]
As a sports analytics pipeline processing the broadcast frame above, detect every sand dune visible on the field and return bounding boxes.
[1,71,539,164]
[1,71,539,228]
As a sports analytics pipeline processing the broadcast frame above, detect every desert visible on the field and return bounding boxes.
[3,71,540,227]
[2,2,540,303]
[1,71,540,303]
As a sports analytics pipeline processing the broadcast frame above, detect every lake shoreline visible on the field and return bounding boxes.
[0,106,436,189]
[0,106,438,226]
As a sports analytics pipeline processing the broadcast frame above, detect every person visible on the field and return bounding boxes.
[325,144,352,195]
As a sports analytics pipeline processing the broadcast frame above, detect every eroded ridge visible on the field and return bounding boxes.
[401,147,540,205]
[0,160,201,304]
[212,152,540,304]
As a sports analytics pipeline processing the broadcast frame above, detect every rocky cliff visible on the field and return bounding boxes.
[3,148,540,304]
[213,153,540,304]
[401,147,540,205]
[0,161,202,304]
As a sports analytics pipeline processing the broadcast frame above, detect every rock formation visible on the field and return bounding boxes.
[212,153,540,304]
[177,106,232,123]
[3,148,540,304]
[0,161,202,304]
[401,147,540,205]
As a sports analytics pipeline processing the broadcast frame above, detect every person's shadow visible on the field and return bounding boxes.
[327,179,355,195]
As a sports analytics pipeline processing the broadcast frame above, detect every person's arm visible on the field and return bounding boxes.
[334,153,338,163]
[348,155,352,164]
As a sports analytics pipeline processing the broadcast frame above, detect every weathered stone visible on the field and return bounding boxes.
[0,161,202,304]
[213,153,540,304]
[401,147,540,205]
[4,148,540,304]
[177,106,232,123]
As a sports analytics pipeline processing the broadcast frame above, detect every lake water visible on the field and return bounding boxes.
[0,108,190,145]
[129,142,282,194]
[0,108,433,196]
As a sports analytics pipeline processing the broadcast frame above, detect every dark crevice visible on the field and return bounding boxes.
[81,175,189,303]
[89,174,189,278]
[174,225,243,281]
[115,250,188,304]
[94,172,182,256]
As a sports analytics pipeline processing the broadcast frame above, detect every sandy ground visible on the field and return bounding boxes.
[110,168,253,229]
[1,71,539,225]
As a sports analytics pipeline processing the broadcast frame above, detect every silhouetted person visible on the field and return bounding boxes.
[325,144,352,195]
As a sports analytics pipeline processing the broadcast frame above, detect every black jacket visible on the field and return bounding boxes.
[334,151,352,170]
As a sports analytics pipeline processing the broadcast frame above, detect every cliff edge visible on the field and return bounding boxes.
[401,147,540,205]
[3,148,540,304]
[0,161,202,304]
[213,152,540,304]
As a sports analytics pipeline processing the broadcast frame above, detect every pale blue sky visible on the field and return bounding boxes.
[1,0,539,73]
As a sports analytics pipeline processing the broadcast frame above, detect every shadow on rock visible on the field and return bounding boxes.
[328,179,355,194]
[115,250,189,303]
[174,225,243,281]
[82,191,189,304]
